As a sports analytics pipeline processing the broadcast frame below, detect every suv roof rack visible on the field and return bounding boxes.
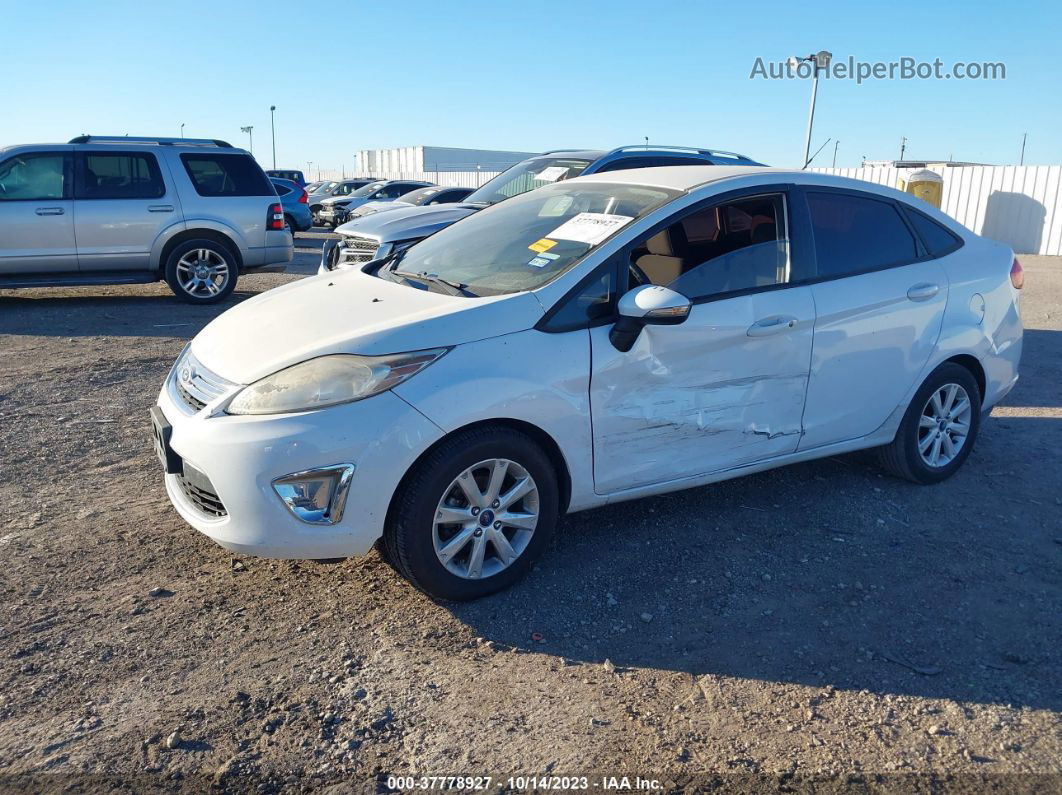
[68,135,233,148]
[606,145,755,160]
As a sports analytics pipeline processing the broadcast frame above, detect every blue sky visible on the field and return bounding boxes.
[3,0,1059,170]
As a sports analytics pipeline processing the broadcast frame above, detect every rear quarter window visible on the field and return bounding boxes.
[181,153,274,197]
[904,207,963,256]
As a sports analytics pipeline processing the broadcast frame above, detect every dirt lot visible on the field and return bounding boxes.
[0,246,1059,793]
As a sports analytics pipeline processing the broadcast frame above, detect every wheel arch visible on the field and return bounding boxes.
[386,418,573,525]
[155,228,244,272]
[942,353,986,401]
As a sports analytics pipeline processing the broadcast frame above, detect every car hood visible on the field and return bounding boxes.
[334,202,481,243]
[190,268,544,385]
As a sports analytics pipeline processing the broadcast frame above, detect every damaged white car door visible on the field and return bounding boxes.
[589,187,815,493]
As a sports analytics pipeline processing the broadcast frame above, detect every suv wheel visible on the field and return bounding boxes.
[283,214,295,233]
[384,427,559,601]
[878,362,982,484]
[164,240,238,304]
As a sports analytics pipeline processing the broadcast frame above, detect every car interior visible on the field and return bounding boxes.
[628,194,789,296]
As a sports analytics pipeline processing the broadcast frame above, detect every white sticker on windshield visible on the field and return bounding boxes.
[535,166,569,182]
[547,212,634,246]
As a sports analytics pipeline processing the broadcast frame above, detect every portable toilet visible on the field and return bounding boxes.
[898,168,943,208]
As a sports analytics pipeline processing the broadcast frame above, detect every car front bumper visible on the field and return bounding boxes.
[156,380,443,559]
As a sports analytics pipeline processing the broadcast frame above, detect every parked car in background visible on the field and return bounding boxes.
[266,169,306,187]
[155,165,1022,600]
[322,145,764,272]
[304,180,325,194]
[316,179,434,228]
[0,135,291,303]
[307,178,377,221]
[269,177,312,232]
[335,185,475,225]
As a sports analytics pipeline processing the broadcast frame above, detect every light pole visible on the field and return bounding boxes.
[899,136,907,160]
[270,105,277,169]
[240,126,254,155]
[832,140,840,167]
[788,50,832,168]
[180,122,185,138]
[306,161,313,181]
[1020,132,1027,165]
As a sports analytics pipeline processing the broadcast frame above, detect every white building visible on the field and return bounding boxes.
[355,145,535,175]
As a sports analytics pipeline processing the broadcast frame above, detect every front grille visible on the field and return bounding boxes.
[176,380,206,413]
[338,235,380,265]
[176,464,227,518]
[170,351,235,415]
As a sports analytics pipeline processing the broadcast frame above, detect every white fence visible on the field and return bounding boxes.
[812,166,1062,256]
[309,169,503,188]
[307,164,1062,255]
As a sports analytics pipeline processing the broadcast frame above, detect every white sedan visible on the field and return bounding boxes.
[153,166,1023,600]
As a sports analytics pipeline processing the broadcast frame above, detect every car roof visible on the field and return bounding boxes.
[269,177,299,187]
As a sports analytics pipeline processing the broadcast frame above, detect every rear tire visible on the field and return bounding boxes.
[878,362,981,484]
[384,427,559,601]
[283,214,295,233]
[163,239,238,304]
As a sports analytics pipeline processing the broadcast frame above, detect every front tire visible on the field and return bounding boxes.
[164,239,238,304]
[384,427,559,600]
[878,362,982,484]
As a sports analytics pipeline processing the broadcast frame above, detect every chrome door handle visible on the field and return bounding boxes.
[907,283,940,301]
[747,315,798,337]
[148,204,174,213]
[35,207,64,216]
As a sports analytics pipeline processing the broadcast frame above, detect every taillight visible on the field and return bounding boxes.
[298,190,308,204]
[1010,257,1024,289]
[267,202,285,231]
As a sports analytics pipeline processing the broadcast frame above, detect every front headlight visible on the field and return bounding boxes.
[226,349,448,415]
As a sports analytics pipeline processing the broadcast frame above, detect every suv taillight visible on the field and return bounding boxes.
[298,190,308,204]
[267,202,285,231]
[1010,257,1024,290]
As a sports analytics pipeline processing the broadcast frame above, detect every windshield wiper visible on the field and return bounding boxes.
[392,269,477,297]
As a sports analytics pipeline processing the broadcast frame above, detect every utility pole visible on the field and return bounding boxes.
[832,140,840,168]
[899,136,907,161]
[788,51,832,169]
[269,106,277,169]
[1020,132,1027,165]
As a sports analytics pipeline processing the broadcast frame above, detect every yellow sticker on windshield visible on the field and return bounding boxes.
[529,238,557,253]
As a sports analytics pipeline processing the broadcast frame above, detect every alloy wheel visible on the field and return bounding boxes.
[175,248,230,298]
[917,383,972,468]
[432,458,539,580]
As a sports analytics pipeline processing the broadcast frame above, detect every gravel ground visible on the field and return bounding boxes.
[0,245,1059,793]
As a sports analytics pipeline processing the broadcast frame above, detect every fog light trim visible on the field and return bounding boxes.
[272,464,355,525]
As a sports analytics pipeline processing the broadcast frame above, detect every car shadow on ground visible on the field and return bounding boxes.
[451,430,1060,712]
[0,289,267,339]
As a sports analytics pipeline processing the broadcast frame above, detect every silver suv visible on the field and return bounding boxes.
[0,136,293,303]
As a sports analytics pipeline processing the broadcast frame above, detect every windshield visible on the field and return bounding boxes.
[350,180,387,198]
[312,181,338,194]
[401,187,443,205]
[463,157,593,206]
[387,182,678,295]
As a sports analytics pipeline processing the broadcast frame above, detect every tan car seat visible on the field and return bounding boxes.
[635,229,685,285]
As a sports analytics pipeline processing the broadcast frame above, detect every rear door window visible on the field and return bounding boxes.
[806,191,919,278]
[77,151,165,199]
[180,153,274,197]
